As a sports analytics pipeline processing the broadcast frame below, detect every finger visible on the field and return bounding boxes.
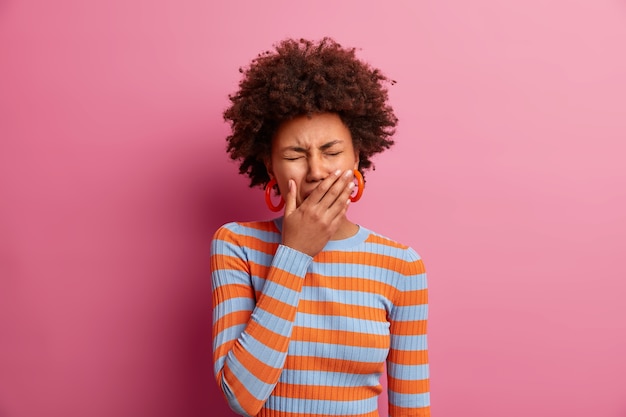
[319,169,354,208]
[284,179,297,216]
[326,178,354,217]
[305,169,343,205]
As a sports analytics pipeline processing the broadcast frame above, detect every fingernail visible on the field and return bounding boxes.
[348,182,355,189]
[343,169,353,178]
[334,169,342,176]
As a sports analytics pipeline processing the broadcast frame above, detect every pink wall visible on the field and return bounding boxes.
[1,1,625,416]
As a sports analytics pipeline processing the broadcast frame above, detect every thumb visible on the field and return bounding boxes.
[284,179,297,216]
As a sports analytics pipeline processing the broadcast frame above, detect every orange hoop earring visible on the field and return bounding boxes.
[350,169,364,203]
[264,178,285,212]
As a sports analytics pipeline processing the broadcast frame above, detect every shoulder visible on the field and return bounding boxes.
[212,219,281,244]
[361,227,423,260]
[360,227,425,275]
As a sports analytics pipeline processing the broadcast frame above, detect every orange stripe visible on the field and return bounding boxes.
[245,321,291,353]
[212,283,254,305]
[256,295,299,322]
[265,269,305,292]
[214,310,251,334]
[213,226,278,256]
[215,223,278,254]
[284,356,384,375]
[238,220,280,233]
[248,262,269,279]
[303,276,396,295]
[389,404,430,417]
[232,343,283,384]
[213,344,232,367]
[223,259,303,293]
[215,321,293,356]
[365,234,408,249]
[291,327,389,349]
[394,289,428,306]
[392,319,427,335]
[387,376,430,394]
[413,259,426,274]
[212,253,250,272]
[212,313,251,361]
[387,349,429,366]
[238,235,279,255]
[222,365,264,415]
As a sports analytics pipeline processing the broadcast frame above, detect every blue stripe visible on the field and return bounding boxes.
[308,266,427,291]
[398,273,428,290]
[241,247,274,266]
[390,334,428,351]
[388,391,430,408]
[212,244,275,267]
[387,363,429,381]
[279,369,382,387]
[392,304,428,321]
[300,288,392,306]
[213,297,254,320]
[295,313,390,334]
[228,222,281,242]
[213,323,247,349]
[309,263,417,281]
[220,379,250,417]
[358,245,416,262]
[214,354,226,377]
[257,279,301,307]
[211,269,252,289]
[210,239,243,256]
[240,333,287,368]
[251,308,295,338]
[265,395,378,415]
[227,354,273,402]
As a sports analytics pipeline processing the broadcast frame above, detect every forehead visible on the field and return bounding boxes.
[273,113,353,148]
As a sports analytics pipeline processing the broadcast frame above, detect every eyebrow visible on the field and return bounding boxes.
[281,140,343,153]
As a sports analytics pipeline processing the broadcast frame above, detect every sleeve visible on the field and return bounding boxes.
[210,224,312,417]
[386,248,430,417]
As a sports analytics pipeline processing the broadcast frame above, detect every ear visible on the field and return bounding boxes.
[353,150,360,170]
[264,157,274,179]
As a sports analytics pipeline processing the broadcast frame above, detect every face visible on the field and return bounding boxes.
[267,112,359,207]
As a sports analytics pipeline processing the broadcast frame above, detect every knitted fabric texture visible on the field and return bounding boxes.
[211,219,430,417]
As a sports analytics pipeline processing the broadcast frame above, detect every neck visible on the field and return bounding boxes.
[330,217,359,240]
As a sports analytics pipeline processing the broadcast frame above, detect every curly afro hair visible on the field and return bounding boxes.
[223,37,398,188]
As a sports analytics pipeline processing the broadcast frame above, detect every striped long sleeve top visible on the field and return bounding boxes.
[211,218,430,417]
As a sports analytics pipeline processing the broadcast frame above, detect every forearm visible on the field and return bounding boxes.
[212,243,312,416]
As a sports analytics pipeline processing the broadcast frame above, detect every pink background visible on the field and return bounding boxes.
[1,1,625,416]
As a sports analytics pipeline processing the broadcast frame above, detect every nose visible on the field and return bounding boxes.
[306,154,328,182]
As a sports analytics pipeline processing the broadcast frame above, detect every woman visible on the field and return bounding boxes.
[211,38,430,417]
